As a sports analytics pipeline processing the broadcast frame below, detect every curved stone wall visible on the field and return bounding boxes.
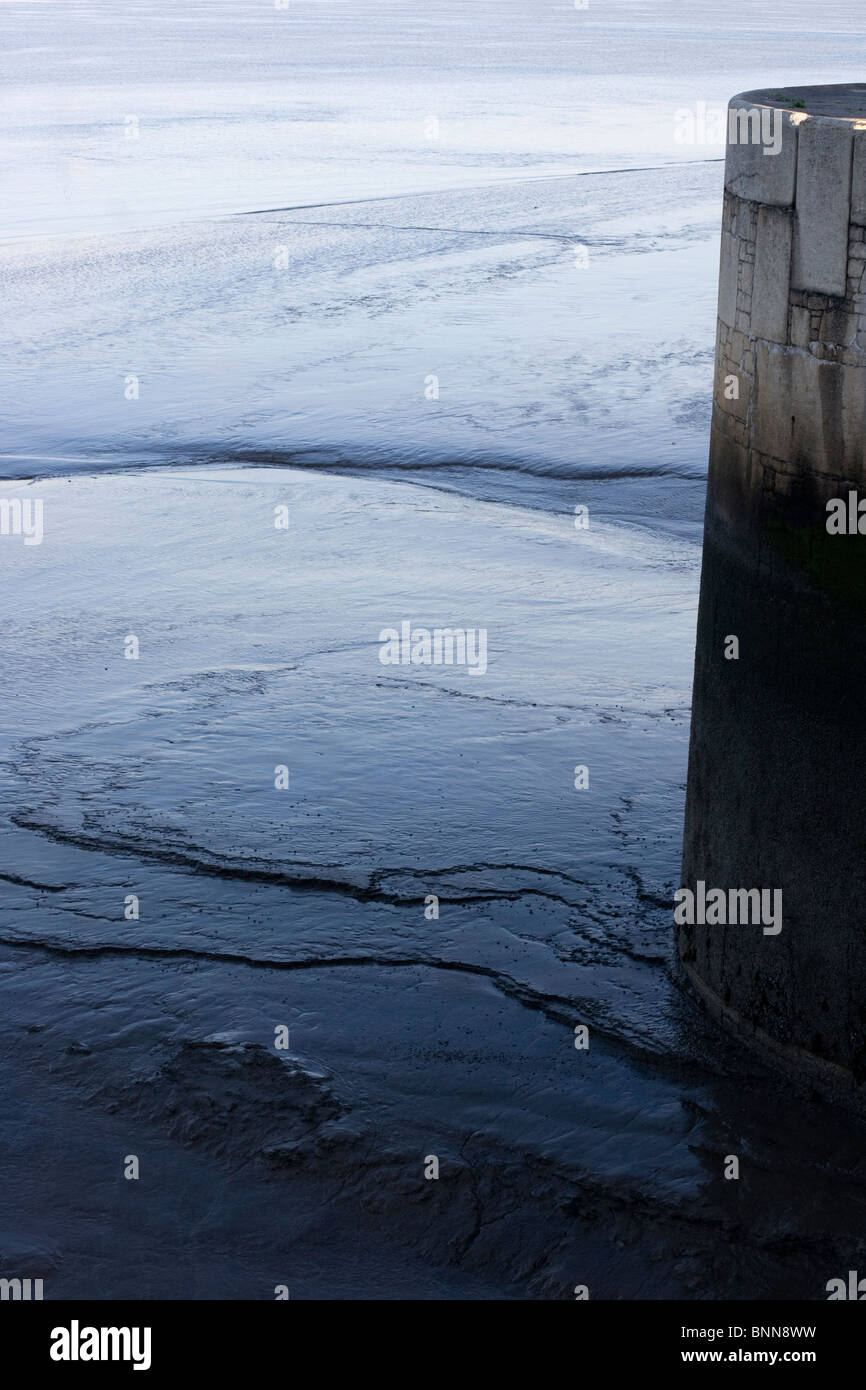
[679,85,866,1106]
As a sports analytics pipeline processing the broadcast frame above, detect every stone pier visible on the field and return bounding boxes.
[679,85,866,1106]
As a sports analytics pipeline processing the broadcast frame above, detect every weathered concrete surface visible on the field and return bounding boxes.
[717,231,740,330]
[752,207,793,343]
[724,96,798,206]
[680,85,866,1109]
[850,129,866,224]
[792,119,853,297]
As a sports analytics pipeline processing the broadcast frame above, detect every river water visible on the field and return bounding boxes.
[1,0,866,1299]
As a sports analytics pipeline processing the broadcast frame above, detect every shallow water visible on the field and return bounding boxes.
[3,0,866,1299]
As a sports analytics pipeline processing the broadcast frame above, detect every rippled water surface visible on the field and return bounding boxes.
[3,0,866,1299]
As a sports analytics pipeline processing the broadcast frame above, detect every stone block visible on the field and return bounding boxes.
[714,358,748,421]
[734,197,757,244]
[851,128,866,224]
[718,231,740,329]
[751,205,793,343]
[790,305,811,347]
[819,308,857,347]
[724,100,798,206]
[792,119,853,297]
[753,338,866,475]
